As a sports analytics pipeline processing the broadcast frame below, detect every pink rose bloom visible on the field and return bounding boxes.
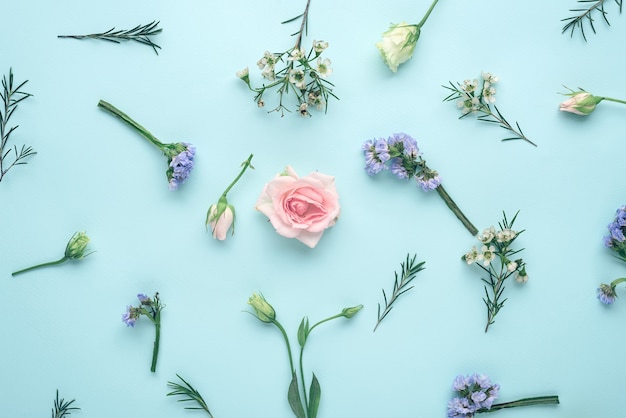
[255,166,340,248]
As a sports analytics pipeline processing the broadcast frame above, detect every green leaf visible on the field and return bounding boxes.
[288,372,306,418]
[308,373,321,418]
[297,317,309,347]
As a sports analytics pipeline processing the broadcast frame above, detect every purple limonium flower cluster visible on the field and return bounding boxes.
[447,373,499,418]
[603,205,626,260]
[161,142,196,191]
[597,206,626,305]
[362,132,441,190]
[121,292,164,372]
[597,283,617,305]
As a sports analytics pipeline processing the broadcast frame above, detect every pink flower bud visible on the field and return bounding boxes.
[559,91,602,115]
[207,201,235,240]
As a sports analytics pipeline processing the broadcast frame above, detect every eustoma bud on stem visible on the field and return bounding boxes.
[97,100,195,190]
[559,87,626,116]
[206,154,254,240]
[12,231,93,277]
[247,292,362,418]
[376,0,440,72]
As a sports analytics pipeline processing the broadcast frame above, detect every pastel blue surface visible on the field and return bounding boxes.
[2,0,626,417]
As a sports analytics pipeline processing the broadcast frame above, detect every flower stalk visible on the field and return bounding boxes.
[248,293,362,418]
[483,395,560,412]
[98,99,195,190]
[362,133,477,237]
[206,154,254,240]
[122,292,164,373]
[12,231,93,277]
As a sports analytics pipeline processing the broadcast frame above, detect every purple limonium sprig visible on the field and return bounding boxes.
[597,205,626,304]
[447,373,559,418]
[362,132,478,236]
[122,292,164,373]
[98,100,195,190]
[603,205,626,261]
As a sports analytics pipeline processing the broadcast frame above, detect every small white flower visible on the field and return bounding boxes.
[515,271,528,283]
[287,47,306,62]
[496,228,517,243]
[458,95,480,115]
[464,246,480,265]
[308,91,325,110]
[289,69,306,89]
[313,40,328,54]
[482,86,496,104]
[316,57,332,78]
[257,51,278,70]
[506,261,518,272]
[236,67,249,79]
[477,226,496,244]
[462,79,478,94]
[261,66,276,81]
[480,245,496,266]
[482,72,498,84]
[299,102,310,117]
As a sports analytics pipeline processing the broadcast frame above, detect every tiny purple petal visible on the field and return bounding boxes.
[597,283,617,305]
[122,306,137,327]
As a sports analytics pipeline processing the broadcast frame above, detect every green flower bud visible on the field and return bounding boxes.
[64,231,91,260]
[248,293,276,323]
[341,304,363,319]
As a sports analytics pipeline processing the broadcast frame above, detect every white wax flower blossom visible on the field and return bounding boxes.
[507,261,518,272]
[463,79,479,94]
[515,270,529,283]
[313,40,328,54]
[482,72,499,84]
[236,67,249,79]
[482,86,496,104]
[464,246,480,265]
[288,47,306,61]
[496,228,517,243]
[289,69,306,89]
[262,66,276,81]
[299,102,310,117]
[478,226,496,244]
[316,58,332,78]
[481,245,496,266]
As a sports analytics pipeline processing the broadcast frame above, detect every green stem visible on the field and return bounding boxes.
[297,313,343,415]
[600,96,626,105]
[150,312,161,373]
[611,277,626,287]
[272,319,295,374]
[417,0,440,28]
[221,154,254,197]
[479,395,560,413]
[11,256,69,277]
[435,184,479,236]
[97,100,164,150]
[299,345,308,413]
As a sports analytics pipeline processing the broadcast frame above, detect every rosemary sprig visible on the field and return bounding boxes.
[52,390,80,418]
[374,254,426,332]
[0,68,35,183]
[58,21,162,54]
[562,0,623,40]
[167,374,214,417]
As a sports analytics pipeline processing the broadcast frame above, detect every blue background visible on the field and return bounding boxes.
[2,0,626,416]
